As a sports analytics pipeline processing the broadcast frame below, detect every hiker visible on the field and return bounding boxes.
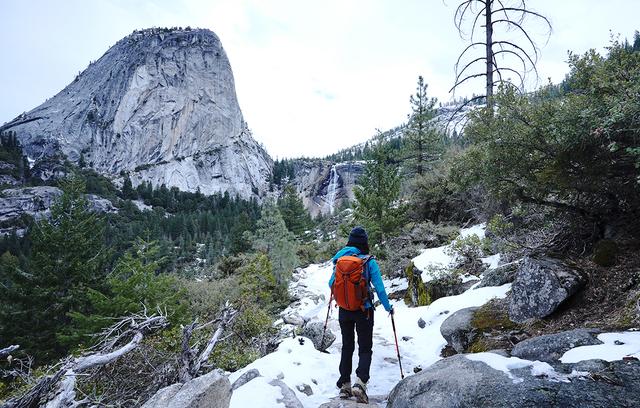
[328,226,393,404]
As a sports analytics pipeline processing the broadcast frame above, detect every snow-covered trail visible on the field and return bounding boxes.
[230,227,510,407]
[229,224,640,407]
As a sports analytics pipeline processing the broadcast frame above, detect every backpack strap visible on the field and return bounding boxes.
[360,255,374,284]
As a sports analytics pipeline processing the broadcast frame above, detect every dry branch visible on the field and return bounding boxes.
[5,311,168,408]
[0,345,19,359]
[178,301,238,382]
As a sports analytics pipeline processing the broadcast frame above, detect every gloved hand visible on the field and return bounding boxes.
[387,306,394,316]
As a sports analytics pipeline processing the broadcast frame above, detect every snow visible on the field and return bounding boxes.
[481,254,501,270]
[467,353,588,384]
[229,225,512,407]
[131,199,153,212]
[230,376,286,407]
[412,223,487,282]
[231,223,633,406]
[560,332,640,363]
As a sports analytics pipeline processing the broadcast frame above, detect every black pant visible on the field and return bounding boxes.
[337,307,374,387]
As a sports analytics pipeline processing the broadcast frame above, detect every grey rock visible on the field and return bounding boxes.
[440,307,480,353]
[387,354,640,408]
[476,261,519,288]
[0,186,61,223]
[268,379,304,408]
[417,318,426,329]
[141,369,231,408]
[573,359,609,373]
[141,383,183,408]
[300,321,336,352]
[511,329,602,363]
[231,368,261,391]
[9,28,271,201]
[295,383,313,396]
[87,194,118,213]
[282,313,305,326]
[318,394,386,407]
[0,174,20,186]
[0,186,117,232]
[509,257,586,323]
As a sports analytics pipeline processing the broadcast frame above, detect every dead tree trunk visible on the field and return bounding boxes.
[0,345,19,359]
[178,301,238,382]
[485,0,494,106]
[5,312,168,408]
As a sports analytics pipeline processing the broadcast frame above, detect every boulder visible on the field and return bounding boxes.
[231,368,261,391]
[141,370,231,408]
[300,321,336,352]
[439,307,480,353]
[476,261,519,288]
[508,257,586,323]
[511,329,603,363]
[387,354,640,408]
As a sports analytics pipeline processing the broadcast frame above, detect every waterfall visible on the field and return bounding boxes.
[325,165,339,215]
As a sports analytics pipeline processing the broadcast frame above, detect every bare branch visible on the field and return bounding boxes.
[445,95,486,133]
[494,49,529,73]
[454,0,475,34]
[6,313,168,408]
[450,72,487,93]
[454,56,487,83]
[492,7,552,33]
[0,345,20,359]
[494,67,526,89]
[493,40,538,77]
[492,19,541,62]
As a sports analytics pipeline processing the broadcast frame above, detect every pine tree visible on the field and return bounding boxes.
[122,174,137,199]
[278,184,312,237]
[67,239,187,345]
[0,175,109,362]
[404,76,440,176]
[245,202,299,286]
[353,137,404,244]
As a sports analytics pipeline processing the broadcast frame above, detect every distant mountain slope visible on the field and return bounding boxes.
[7,28,272,199]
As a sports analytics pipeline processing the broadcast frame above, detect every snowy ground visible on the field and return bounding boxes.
[229,225,640,407]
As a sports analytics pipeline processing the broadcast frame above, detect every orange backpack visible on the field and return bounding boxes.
[332,255,373,311]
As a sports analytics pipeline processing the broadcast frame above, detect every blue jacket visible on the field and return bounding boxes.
[328,246,392,312]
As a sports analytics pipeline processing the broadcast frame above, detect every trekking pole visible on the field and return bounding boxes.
[390,312,405,379]
[320,291,333,351]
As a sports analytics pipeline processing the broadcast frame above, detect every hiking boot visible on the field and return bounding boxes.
[339,382,352,399]
[351,377,369,404]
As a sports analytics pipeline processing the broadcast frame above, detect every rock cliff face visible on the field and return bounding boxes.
[291,160,364,217]
[8,28,272,199]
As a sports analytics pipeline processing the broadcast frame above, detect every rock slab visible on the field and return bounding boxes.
[508,257,585,323]
[511,329,603,363]
[387,354,640,408]
[141,370,231,408]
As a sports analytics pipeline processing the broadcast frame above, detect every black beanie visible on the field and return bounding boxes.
[347,226,368,246]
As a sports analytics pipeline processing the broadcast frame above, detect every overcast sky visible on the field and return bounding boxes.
[1,1,639,158]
